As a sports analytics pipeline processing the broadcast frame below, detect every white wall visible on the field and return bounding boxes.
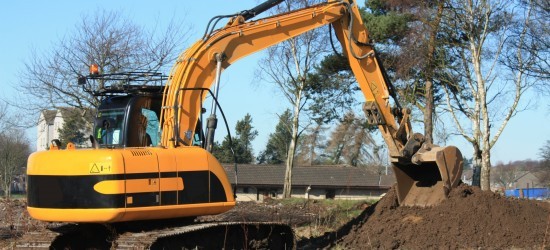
[36,111,53,151]
[233,186,387,201]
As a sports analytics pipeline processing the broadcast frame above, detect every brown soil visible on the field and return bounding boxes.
[307,184,550,249]
[0,199,45,233]
[200,198,330,226]
[2,185,549,249]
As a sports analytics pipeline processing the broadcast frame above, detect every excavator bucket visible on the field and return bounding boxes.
[392,145,463,207]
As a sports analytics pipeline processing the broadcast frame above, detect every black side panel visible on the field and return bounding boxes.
[178,172,209,204]
[161,191,178,205]
[209,172,227,202]
[27,175,125,209]
[127,192,158,207]
[177,171,228,204]
[27,170,227,209]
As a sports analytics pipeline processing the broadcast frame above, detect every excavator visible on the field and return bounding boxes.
[24,0,463,248]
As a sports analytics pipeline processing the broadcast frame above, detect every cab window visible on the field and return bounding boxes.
[141,108,160,146]
[95,109,124,146]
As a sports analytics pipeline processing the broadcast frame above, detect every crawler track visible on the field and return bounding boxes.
[16,221,294,249]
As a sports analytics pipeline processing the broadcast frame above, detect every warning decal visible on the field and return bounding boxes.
[89,162,112,174]
[90,164,100,173]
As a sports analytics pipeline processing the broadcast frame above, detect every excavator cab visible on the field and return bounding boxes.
[77,70,167,148]
[93,94,163,148]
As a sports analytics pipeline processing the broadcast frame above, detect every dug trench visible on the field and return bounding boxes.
[1,184,549,249]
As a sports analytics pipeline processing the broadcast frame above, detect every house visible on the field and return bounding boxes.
[223,164,395,201]
[504,171,544,189]
[37,108,93,151]
[462,168,544,192]
[37,110,58,151]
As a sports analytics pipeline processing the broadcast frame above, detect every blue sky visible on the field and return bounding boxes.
[1,1,548,163]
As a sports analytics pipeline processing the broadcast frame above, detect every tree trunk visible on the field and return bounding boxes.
[2,164,7,198]
[471,37,492,190]
[424,79,434,144]
[422,1,444,145]
[308,124,321,166]
[471,143,482,187]
[480,99,492,190]
[283,94,302,198]
[481,148,492,190]
[282,158,293,198]
[283,138,296,198]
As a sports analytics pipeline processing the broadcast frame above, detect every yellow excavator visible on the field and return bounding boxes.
[25,0,463,248]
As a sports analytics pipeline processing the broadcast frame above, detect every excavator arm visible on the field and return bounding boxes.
[160,0,463,207]
[160,0,404,154]
[160,1,350,148]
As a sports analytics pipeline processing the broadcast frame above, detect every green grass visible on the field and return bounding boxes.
[0,193,27,200]
[275,198,379,239]
[9,194,27,199]
[276,197,378,207]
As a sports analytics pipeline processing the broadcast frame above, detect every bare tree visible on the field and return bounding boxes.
[0,102,10,132]
[443,0,542,190]
[325,112,376,167]
[492,160,544,189]
[538,140,550,186]
[12,10,190,126]
[295,122,326,166]
[503,0,549,100]
[492,162,524,189]
[0,104,31,198]
[255,0,328,198]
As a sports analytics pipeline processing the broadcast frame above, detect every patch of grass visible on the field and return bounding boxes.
[6,194,26,200]
[279,198,378,239]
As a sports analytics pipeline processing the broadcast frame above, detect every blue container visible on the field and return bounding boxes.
[504,189,518,197]
[505,188,549,200]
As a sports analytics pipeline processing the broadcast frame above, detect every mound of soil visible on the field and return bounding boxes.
[313,184,550,249]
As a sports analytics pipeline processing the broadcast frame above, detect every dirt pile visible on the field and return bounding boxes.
[323,184,550,249]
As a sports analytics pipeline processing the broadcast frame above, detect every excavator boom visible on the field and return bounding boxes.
[159,0,463,206]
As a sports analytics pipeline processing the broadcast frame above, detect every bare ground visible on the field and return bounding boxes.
[2,184,550,249]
